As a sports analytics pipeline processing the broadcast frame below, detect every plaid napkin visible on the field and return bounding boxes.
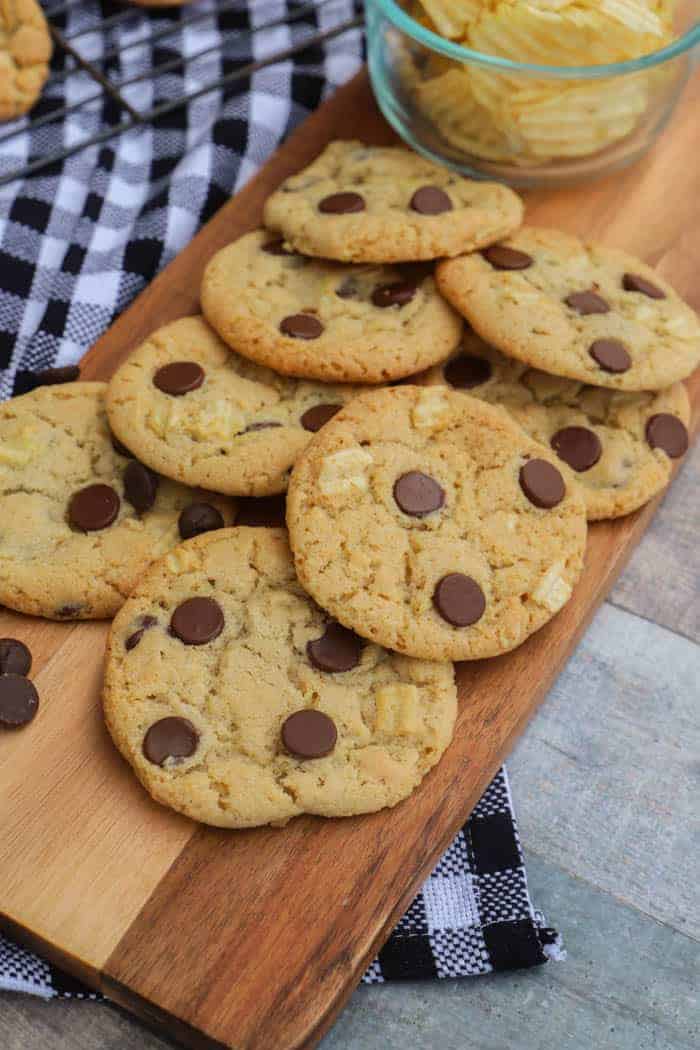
[0,0,561,996]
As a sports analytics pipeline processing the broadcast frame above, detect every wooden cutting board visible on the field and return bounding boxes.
[1,69,699,1050]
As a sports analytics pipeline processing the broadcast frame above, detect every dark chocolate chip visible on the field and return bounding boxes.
[153,361,204,396]
[589,338,631,374]
[124,460,159,512]
[244,421,283,433]
[371,281,417,308]
[335,277,360,300]
[125,616,157,652]
[318,192,365,214]
[279,313,324,339]
[564,290,610,315]
[622,273,665,299]
[262,237,292,255]
[301,404,342,432]
[282,709,337,759]
[393,471,445,517]
[111,432,133,458]
[0,638,32,677]
[307,622,363,673]
[443,353,492,389]
[143,717,198,766]
[410,186,452,215]
[481,245,533,271]
[551,426,602,472]
[55,603,83,619]
[433,574,486,627]
[645,414,689,458]
[0,674,39,729]
[178,502,225,540]
[170,597,224,645]
[519,459,565,509]
[235,494,287,528]
[68,484,120,531]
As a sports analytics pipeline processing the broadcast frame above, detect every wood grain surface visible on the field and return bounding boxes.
[1,69,698,1050]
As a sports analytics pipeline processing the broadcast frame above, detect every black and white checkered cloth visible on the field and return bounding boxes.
[0,0,561,997]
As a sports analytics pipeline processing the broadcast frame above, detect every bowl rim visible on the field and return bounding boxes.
[366,0,700,78]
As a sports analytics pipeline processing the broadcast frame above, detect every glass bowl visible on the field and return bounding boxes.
[366,0,700,186]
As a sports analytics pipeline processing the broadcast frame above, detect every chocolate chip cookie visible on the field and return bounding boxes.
[0,382,233,619]
[106,315,371,496]
[287,386,587,662]
[263,140,524,263]
[421,330,691,520]
[103,527,457,827]
[436,227,700,391]
[200,230,462,383]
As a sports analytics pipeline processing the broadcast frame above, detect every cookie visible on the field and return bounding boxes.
[106,315,373,497]
[287,386,587,662]
[0,382,233,619]
[436,227,700,392]
[0,0,52,122]
[103,527,457,828]
[420,331,691,521]
[200,230,462,383]
[262,140,524,263]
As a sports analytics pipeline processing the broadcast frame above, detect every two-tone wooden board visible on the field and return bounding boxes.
[1,69,699,1050]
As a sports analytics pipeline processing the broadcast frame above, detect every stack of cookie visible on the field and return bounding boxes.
[1,140,696,831]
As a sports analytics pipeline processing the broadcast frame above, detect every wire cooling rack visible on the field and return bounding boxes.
[0,0,363,186]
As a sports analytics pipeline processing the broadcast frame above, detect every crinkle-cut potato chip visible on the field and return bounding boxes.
[415,0,484,38]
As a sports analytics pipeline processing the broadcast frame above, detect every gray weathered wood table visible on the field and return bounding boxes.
[3,443,698,1050]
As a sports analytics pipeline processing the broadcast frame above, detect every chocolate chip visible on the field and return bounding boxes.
[335,277,359,299]
[68,484,120,531]
[244,421,283,433]
[622,273,665,299]
[564,290,610,315]
[519,459,565,509]
[589,339,631,374]
[178,502,225,540]
[371,281,417,308]
[0,638,32,676]
[124,460,159,512]
[410,186,452,215]
[307,622,363,673]
[645,414,689,458]
[393,471,445,517]
[141,615,158,628]
[443,354,492,389]
[170,597,224,645]
[125,629,145,651]
[143,717,198,766]
[301,404,342,432]
[56,603,83,619]
[318,192,365,214]
[551,426,602,472]
[279,314,324,339]
[262,237,292,255]
[235,494,287,528]
[111,432,132,458]
[433,574,485,627]
[0,675,39,729]
[481,245,533,270]
[153,361,204,396]
[282,709,337,759]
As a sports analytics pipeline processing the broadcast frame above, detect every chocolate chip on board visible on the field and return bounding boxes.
[0,638,32,676]
[0,675,39,729]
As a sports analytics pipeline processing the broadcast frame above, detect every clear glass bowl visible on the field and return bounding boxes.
[366,0,700,186]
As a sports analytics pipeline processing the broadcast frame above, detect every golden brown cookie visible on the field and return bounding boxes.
[200,230,463,383]
[420,330,691,520]
[287,385,587,662]
[0,382,233,619]
[436,227,700,392]
[263,140,524,263]
[0,0,52,121]
[103,527,457,827]
[106,315,372,496]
